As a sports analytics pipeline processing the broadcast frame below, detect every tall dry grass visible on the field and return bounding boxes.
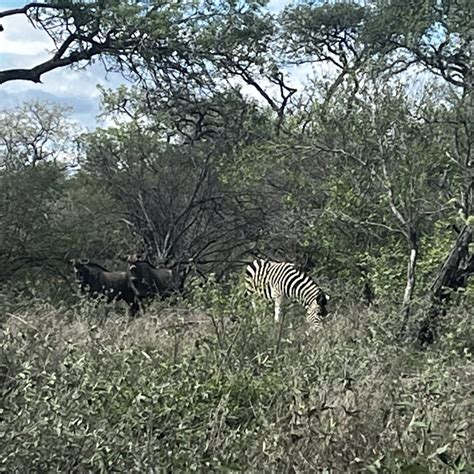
[1,284,472,472]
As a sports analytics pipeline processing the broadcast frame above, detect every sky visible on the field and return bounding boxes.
[0,1,125,129]
[0,0,296,130]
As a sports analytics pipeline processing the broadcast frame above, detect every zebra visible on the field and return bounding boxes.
[245,259,329,329]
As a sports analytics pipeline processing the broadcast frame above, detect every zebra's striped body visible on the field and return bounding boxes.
[245,259,329,329]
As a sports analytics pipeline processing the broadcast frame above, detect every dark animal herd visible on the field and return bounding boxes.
[71,254,181,316]
[71,255,330,325]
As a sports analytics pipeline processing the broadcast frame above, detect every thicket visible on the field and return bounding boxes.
[0,0,473,471]
[1,283,473,472]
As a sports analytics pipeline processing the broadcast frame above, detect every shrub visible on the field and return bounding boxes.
[1,284,472,472]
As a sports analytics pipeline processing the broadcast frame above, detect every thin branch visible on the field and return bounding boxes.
[380,158,408,235]
[0,39,109,84]
[326,210,404,236]
[0,3,72,18]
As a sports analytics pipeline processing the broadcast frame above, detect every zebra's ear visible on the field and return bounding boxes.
[317,292,329,306]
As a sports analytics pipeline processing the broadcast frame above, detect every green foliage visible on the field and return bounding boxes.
[281,1,366,64]
[59,171,140,261]
[417,222,454,288]
[1,288,472,471]
[0,164,65,270]
[0,101,80,169]
[0,103,77,283]
[366,0,471,88]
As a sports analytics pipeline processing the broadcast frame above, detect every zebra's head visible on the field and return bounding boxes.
[307,291,330,326]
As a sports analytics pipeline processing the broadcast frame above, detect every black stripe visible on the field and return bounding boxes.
[245,259,328,328]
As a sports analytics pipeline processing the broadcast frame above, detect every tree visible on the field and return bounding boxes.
[0,101,79,169]
[80,87,274,278]
[276,0,472,332]
[0,1,295,120]
[0,102,80,282]
[366,0,472,90]
[0,1,124,85]
[59,171,141,264]
[280,2,369,106]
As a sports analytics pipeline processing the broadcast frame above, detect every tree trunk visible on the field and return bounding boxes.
[400,229,418,338]
[418,224,473,345]
[430,224,473,298]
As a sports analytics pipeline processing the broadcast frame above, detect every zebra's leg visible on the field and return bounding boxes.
[273,294,284,323]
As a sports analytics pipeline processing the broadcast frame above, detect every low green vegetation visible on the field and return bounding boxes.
[1,282,472,472]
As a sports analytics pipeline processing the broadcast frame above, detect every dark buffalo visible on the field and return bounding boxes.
[71,259,142,315]
[126,254,182,300]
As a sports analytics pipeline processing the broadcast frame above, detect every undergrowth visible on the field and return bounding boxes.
[1,281,472,472]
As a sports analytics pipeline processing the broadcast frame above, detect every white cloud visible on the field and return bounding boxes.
[0,11,126,129]
[0,60,124,130]
[0,15,53,60]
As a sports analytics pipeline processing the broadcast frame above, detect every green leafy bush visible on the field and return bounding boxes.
[1,283,472,472]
